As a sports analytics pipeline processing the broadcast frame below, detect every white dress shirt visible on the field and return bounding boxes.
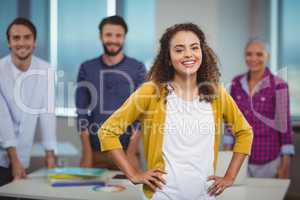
[0,54,57,168]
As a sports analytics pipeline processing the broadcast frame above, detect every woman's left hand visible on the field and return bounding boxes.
[207,175,234,196]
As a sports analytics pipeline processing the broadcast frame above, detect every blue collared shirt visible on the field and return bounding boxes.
[75,55,146,151]
[0,55,57,168]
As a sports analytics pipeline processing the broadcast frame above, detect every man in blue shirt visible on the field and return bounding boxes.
[0,18,57,190]
[75,15,146,169]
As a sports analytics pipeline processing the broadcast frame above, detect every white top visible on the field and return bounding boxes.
[151,90,216,200]
[0,55,57,168]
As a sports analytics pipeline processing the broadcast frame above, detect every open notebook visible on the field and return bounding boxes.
[215,151,248,185]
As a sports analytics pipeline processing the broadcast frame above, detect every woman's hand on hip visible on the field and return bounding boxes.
[130,168,166,191]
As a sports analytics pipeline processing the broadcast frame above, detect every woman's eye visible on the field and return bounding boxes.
[175,49,183,53]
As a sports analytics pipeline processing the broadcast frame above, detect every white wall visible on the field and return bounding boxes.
[250,0,270,40]
[155,0,218,48]
[155,0,270,86]
[215,0,251,86]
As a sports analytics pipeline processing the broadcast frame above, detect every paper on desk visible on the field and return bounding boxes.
[47,167,107,177]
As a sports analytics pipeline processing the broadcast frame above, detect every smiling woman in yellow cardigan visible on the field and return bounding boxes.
[98,23,253,200]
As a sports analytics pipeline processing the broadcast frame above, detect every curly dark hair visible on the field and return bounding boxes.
[147,23,221,102]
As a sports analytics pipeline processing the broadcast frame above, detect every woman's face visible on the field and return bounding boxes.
[169,31,202,78]
[245,42,269,73]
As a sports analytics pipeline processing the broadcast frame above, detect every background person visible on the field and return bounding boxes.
[0,17,57,189]
[75,15,146,169]
[223,38,294,178]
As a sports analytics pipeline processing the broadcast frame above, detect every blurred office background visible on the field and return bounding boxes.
[0,0,299,199]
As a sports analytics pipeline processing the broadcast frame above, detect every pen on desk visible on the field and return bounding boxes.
[51,181,105,187]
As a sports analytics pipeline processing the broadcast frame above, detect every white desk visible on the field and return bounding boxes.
[0,169,142,200]
[218,178,290,200]
[0,169,290,200]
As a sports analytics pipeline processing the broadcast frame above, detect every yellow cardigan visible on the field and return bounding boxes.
[99,81,253,198]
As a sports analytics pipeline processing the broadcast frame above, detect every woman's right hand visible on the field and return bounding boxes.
[79,130,93,168]
[80,151,93,168]
[130,168,166,191]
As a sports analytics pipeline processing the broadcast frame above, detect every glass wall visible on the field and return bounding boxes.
[279,0,300,117]
[120,0,156,68]
[30,0,50,60]
[0,0,18,57]
[56,0,107,110]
